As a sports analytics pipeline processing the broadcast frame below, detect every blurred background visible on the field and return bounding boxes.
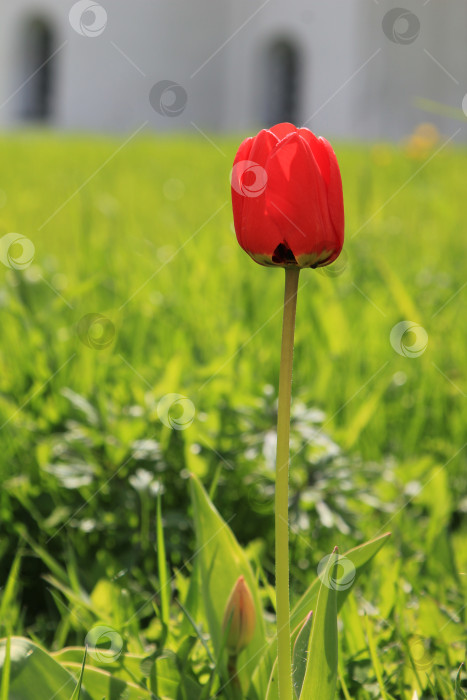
[0,0,466,139]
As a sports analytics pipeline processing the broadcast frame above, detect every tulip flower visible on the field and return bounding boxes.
[222,576,256,657]
[230,122,344,268]
[231,123,345,699]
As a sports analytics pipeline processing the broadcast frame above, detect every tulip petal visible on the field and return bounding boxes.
[232,136,254,169]
[231,136,254,248]
[238,130,285,259]
[268,122,298,140]
[264,133,336,260]
[298,130,331,185]
[248,129,280,167]
[320,138,345,245]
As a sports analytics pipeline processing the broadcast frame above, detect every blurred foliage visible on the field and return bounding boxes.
[0,133,466,697]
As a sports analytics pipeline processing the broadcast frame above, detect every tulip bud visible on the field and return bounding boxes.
[222,576,256,656]
[231,122,344,269]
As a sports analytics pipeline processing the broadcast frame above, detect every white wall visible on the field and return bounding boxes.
[0,0,232,131]
[341,0,467,140]
[0,0,465,140]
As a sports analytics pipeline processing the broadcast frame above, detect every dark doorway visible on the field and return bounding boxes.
[20,18,56,121]
[263,39,301,126]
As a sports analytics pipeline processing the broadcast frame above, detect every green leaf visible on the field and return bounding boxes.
[292,533,391,627]
[251,532,391,698]
[0,639,160,700]
[300,548,338,700]
[156,493,170,629]
[189,474,266,686]
[62,663,155,699]
[54,646,202,696]
[292,612,313,699]
[265,616,311,700]
[0,551,22,634]
[70,647,87,700]
[264,657,278,700]
[0,637,90,700]
[455,664,467,699]
[53,647,142,685]
[0,637,11,700]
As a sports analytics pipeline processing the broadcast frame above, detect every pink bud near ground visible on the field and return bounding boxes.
[231,122,345,268]
[222,575,256,656]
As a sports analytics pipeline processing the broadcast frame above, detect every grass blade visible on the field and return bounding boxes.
[156,493,170,629]
[70,647,87,700]
[363,614,398,700]
[0,636,11,700]
[455,664,467,699]
[0,551,22,635]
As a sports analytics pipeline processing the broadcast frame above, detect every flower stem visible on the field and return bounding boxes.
[226,655,243,698]
[275,267,300,700]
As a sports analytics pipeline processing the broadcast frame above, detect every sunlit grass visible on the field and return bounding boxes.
[0,132,466,698]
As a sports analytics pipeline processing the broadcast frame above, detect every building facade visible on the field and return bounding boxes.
[0,0,465,140]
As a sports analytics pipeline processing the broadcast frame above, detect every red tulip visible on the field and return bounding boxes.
[231,122,344,268]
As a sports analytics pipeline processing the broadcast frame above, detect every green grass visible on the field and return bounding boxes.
[0,132,466,698]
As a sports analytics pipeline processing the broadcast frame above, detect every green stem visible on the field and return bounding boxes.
[227,655,242,699]
[275,267,300,700]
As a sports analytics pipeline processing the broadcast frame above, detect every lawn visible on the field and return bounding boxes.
[0,131,466,698]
